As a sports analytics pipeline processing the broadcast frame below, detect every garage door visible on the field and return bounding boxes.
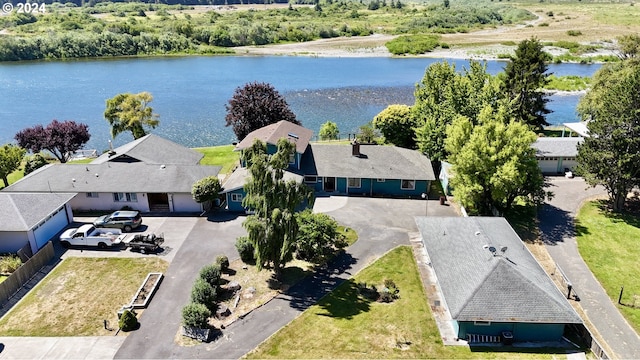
[33,206,70,249]
[538,160,559,174]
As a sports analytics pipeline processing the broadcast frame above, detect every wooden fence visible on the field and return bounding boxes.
[0,242,55,308]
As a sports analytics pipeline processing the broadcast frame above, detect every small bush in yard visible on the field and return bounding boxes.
[191,278,217,311]
[380,278,400,303]
[0,255,22,273]
[119,309,138,331]
[235,236,255,264]
[215,255,229,272]
[200,264,222,288]
[182,303,211,328]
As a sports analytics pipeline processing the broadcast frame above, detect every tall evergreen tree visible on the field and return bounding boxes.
[576,60,640,212]
[502,38,552,130]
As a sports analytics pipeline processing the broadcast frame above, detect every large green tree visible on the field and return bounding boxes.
[445,106,547,216]
[501,37,551,129]
[225,82,300,142]
[318,121,339,141]
[0,144,26,187]
[241,138,313,276]
[413,60,500,161]
[372,104,416,148]
[14,120,90,163]
[191,176,222,205]
[104,92,159,140]
[576,60,640,212]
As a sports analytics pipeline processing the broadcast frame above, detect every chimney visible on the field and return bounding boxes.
[351,139,360,157]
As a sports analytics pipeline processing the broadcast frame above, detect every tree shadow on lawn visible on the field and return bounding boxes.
[284,251,357,313]
[537,203,588,245]
[600,197,640,230]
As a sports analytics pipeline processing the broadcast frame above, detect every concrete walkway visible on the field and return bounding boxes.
[0,337,124,359]
[538,177,640,360]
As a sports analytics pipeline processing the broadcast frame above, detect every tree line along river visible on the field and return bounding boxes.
[0,56,601,151]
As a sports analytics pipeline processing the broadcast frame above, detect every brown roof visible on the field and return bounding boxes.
[234,121,313,154]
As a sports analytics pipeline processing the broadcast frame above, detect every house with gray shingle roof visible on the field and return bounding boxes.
[92,134,204,165]
[301,143,434,197]
[0,192,75,255]
[415,217,582,343]
[223,122,435,211]
[2,162,220,213]
[533,137,583,174]
[234,120,313,171]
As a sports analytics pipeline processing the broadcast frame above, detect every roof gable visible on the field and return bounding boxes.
[416,217,581,324]
[304,144,435,180]
[0,193,75,231]
[533,137,583,158]
[92,134,204,165]
[234,121,312,155]
[220,167,304,194]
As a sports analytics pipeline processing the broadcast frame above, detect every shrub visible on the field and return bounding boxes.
[23,153,48,176]
[0,255,22,273]
[191,278,217,311]
[385,34,440,55]
[182,303,211,328]
[380,279,400,303]
[538,22,549,27]
[567,30,582,36]
[215,255,230,272]
[235,237,255,264]
[295,210,348,264]
[199,264,222,288]
[118,309,138,331]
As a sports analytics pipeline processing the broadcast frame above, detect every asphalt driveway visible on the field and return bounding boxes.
[115,196,456,359]
[539,177,640,360]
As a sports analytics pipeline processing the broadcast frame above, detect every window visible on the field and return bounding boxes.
[231,193,243,202]
[289,152,296,164]
[86,192,99,198]
[113,192,138,202]
[377,179,385,182]
[304,176,317,183]
[348,178,361,188]
[401,179,415,190]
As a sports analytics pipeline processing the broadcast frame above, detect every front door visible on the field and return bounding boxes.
[148,193,170,212]
[324,177,336,192]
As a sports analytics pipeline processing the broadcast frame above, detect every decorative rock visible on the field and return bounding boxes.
[243,287,256,299]
[227,281,241,292]
[216,304,231,318]
[247,286,256,293]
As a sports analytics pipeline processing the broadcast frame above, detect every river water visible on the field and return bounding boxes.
[0,56,600,150]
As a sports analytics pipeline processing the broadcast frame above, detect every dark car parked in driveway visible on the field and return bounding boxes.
[93,210,143,232]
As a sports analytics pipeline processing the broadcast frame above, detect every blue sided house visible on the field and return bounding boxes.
[415,217,583,344]
[221,120,436,212]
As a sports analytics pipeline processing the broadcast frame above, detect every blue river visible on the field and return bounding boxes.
[0,56,600,150]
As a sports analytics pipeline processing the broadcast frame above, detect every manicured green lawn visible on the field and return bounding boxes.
[246,246,564,359]
[576,201,640,333]
[195,145,240,174]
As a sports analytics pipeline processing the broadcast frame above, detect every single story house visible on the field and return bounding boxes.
[415,216,582,343]
[220,167,304,212]
[92,133,204,165]
[301,142,435,197]
[2,162,221,213]
[0,192,75,255]
[234,120,313,171]
[532,137,583,175]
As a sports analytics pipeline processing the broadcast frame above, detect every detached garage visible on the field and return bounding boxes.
[533,137,583,175]
[0,193,75,256]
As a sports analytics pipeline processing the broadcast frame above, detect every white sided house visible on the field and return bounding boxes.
[2,162,221,213]
[0,192,75,255]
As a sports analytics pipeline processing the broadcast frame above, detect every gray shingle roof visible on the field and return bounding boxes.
[0,192,75,231]
[415,217,582,324]
[221,167,304,193]
[303,144,435,180]
[234,121,313,155]
[92,134,204,165]
[2,163,221,194]
[533,137,583,158]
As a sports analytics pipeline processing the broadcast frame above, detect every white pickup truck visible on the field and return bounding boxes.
[59,224,129,249]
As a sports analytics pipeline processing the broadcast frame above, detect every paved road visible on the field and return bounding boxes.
[115,197,456,359]
[538,177,640,360]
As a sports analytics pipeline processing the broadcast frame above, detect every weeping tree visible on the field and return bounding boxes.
[241,138,313,277]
